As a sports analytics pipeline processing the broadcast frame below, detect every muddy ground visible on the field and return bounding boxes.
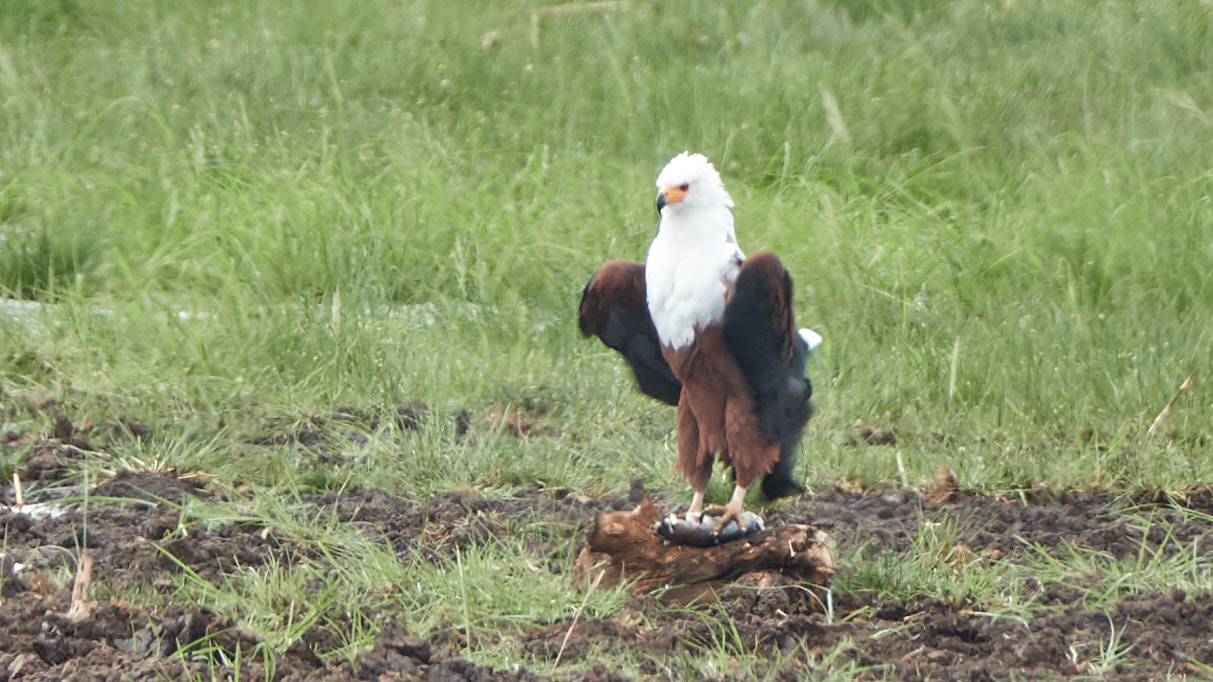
[3,412,1213,680]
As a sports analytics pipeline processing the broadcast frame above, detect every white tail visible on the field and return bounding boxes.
[798,328,823,354]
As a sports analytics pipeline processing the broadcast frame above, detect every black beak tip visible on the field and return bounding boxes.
[656,192,667,213]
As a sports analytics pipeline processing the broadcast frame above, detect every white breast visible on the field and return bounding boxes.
[645,211,743,350]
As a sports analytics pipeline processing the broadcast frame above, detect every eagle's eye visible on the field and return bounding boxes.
[678,183,690,191]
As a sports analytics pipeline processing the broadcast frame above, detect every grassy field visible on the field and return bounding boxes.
[2,0,1212,677]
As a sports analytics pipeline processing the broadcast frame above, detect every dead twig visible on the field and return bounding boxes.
[1146,374,1194,440]
[66,552,94,623]
[12,471,22,508]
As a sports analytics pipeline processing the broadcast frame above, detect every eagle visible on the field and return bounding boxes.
[579,152,816,531]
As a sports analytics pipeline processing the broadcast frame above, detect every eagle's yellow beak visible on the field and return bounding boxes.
[657,185,687,213]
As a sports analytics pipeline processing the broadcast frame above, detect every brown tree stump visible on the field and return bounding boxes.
[574,498,834,604]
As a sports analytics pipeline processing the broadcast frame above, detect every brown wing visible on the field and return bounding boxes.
[722,251,813,499]
[579,260,682,406]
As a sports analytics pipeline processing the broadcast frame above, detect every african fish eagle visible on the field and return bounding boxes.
[579,152,815,531]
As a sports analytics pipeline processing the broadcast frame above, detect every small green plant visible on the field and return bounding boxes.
[1022,510,1213,609]
[839,513,1031,620]
[1074,614,1135,677]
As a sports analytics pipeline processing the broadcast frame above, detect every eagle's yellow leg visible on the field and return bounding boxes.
[710,485,748,534]
[686,491,706,524]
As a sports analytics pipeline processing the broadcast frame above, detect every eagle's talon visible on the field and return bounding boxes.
[710,503,746,536]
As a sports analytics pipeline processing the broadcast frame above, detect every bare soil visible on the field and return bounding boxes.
[4,413,1213,680]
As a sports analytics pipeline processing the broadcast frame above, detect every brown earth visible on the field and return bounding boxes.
[4,413,1213,680]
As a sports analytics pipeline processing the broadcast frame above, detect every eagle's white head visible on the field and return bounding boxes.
[645,152,742,349]
[655,152,734,216]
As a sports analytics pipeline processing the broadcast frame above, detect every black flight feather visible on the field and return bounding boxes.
[722,253,813,500]
[578,262,682,406]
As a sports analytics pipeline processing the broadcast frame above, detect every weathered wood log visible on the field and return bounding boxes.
[574,498,834,604]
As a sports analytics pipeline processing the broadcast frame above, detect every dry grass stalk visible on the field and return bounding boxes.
[1146,374,1194,440]
[532,1,630,15]
[553,569,604,667]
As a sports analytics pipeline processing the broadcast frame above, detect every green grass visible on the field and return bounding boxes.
[2,0,1213,677]
[839,511,1033,621]
[1023,507,1213,608]
[2,0,1209,486]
